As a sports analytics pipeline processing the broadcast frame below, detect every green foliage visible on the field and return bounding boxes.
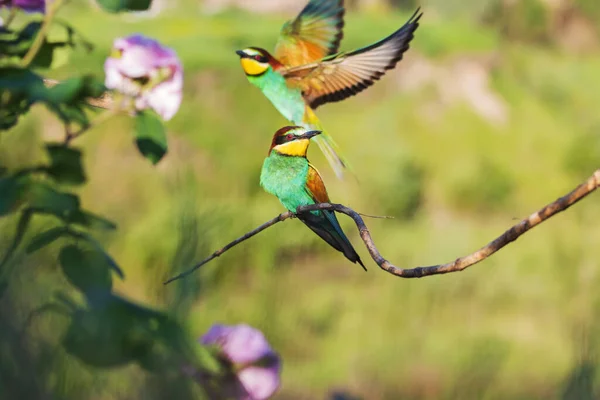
[59,244,114,294]
[26,227,69,254]
[95,0,153,13]
[0,67,44,130]
[0,67,104,131]
[0,208,33,269]
[0,176,28,216]
[41,76,106,126]
[135,110,168,164]
[0,3,210,395]
[66,210,117,231]
[0,20,86,70]
[44,144,86,185]
[27,181,80,217]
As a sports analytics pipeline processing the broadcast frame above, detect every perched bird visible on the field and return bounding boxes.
[260,126,365,270]
[237,0,422,178]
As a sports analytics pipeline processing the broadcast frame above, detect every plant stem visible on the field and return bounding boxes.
[20,0,65,67]
[65,108,119,145]
[4,8,18,29]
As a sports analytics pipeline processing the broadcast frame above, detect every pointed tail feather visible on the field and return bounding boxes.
[303,107,353,180]
[313,133,351,180]
[298,210,366,271]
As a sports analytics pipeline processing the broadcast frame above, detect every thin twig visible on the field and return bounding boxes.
[357,212,394,219]
[64,107,118,144]
[4,8,18,29]
[43,79,114,110]
[164,169,600,285]
[164,213,295,284]
[21,0,65,67]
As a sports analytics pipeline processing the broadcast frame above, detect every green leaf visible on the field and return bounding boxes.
[0,68,45,130]
[0,281,8,299]
[67,210,117,231]
[61,294,161,368]
[0,209,33,269]
[0,67,45,94]
[26,227,68,254]
[134,111,168,165]
[73,231,124,278]
[41,76,106,126]
[30,42,69,69]
[62,307,134,367]
[0,22,41,57]
[27,182,80,218]
[0,176,27,216]
[58,244,113,294]
[44,144,86,185]
[95,0,153,13]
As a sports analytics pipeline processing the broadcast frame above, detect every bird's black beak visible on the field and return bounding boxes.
[302,130,322,140]
[235,50,246,58]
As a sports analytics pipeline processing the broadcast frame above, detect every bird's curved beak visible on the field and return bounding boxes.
[302,130,322,140]
[235,50,246,58]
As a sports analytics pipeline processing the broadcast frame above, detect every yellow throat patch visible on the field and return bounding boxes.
[240,58,268,76]
[274,139,310,157]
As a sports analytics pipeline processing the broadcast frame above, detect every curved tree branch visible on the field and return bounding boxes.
[164,169,600,285]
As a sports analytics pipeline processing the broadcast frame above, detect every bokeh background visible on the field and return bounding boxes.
[2,0,600,398]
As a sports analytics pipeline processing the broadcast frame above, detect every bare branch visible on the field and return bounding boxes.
[163,212,295,284]
[43,79,113,110]
[164,169,600,285]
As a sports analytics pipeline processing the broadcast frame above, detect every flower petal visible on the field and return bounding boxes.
[237,366,281,400]
[203,324,274,364]
[143,69,183,120]
[104,34,183,120]
[12,0,45,13]
[103,58,125,90]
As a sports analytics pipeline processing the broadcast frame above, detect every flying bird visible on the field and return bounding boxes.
[260,126,365,269]
[237,0,422,178]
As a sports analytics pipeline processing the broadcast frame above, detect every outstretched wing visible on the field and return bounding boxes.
[283,8,422,109]
[274,0,345,67]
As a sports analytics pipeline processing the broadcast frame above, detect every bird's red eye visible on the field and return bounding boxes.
[285,134,293,140]
[254,55,262,61]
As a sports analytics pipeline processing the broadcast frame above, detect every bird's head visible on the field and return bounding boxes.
[269,126,322,157]
[236,47,274,76]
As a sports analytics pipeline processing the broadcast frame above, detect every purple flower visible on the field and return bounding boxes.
[104,34,183,121]
[201,324,281,400]
[0,0,45,13]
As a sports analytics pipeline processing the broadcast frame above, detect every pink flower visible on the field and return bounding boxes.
[0,0,45,13]
[201,324,281,400]
[104,34,183,121]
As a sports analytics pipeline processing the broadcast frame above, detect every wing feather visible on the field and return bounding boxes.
[305,163,330,204]
[274,0,345,67]
[301,163,366,270]
[283,8,422,109]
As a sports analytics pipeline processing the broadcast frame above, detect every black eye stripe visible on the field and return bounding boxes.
[248,54,267,63]
[275,133,295,145]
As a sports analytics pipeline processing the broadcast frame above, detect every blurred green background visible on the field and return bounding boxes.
[3,0,600,398]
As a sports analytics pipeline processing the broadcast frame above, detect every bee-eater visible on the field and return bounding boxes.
[237,0,422,178]
[260,126,365,270]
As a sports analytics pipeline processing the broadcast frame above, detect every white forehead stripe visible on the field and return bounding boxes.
[244,48,261,56]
